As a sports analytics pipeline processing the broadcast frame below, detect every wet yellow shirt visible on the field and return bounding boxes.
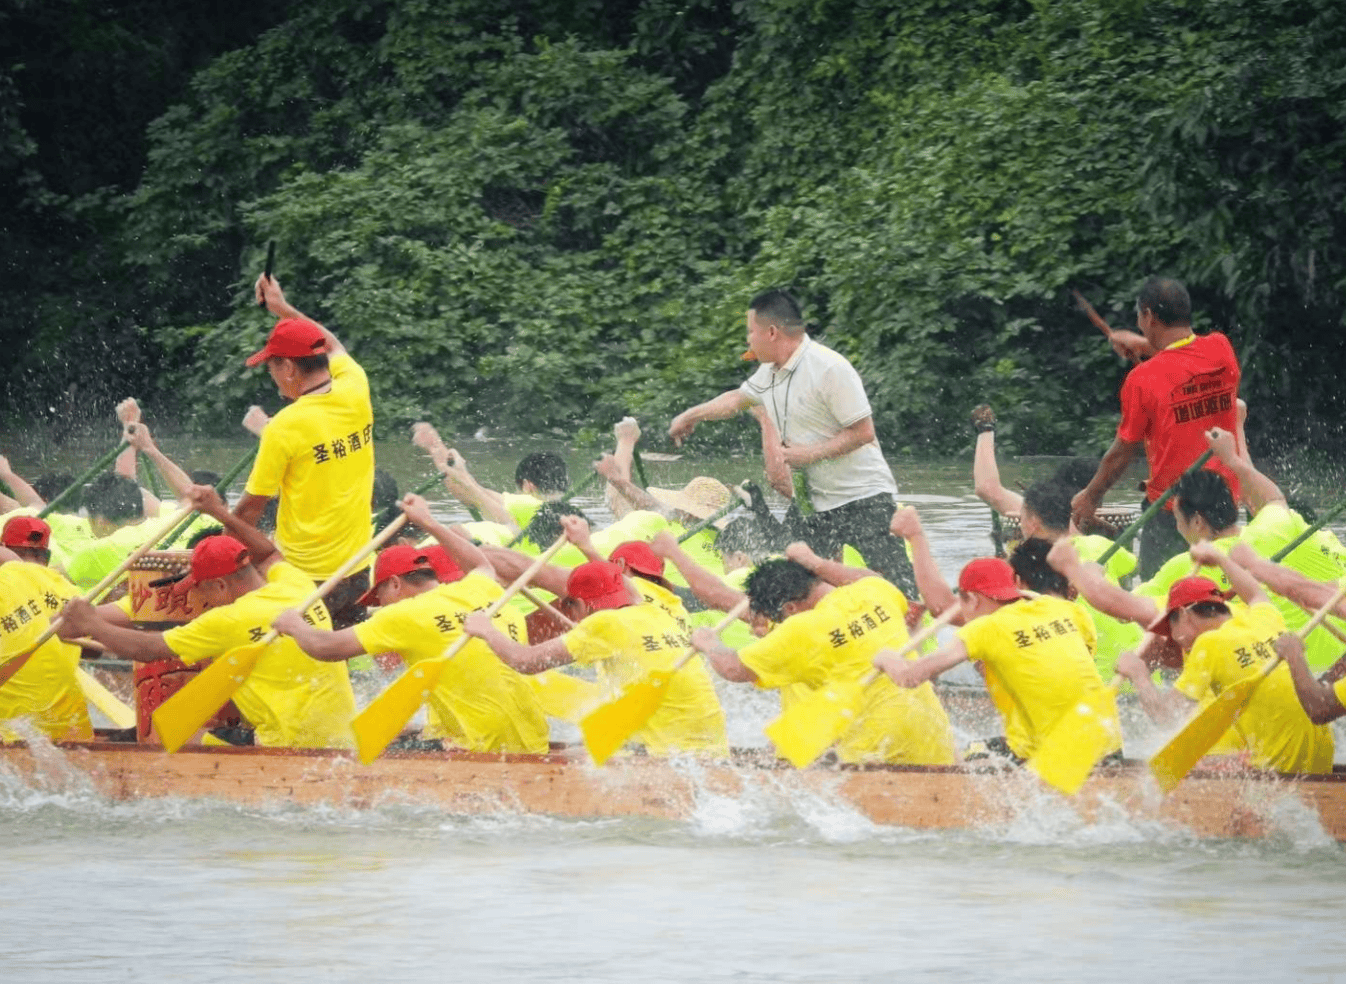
[738,577,955,765]
[163,562,355,749]
[245,354,375,580]
[1174,603,1333,774]
[354,573,548,754]
[1137,504,1346,671]
[0,562,90,740]
[563,603,727,757]
[957,595,1117,760]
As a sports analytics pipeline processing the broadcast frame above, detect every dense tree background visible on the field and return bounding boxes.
[2,0,1343,456]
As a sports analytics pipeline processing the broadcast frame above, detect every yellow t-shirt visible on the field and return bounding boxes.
[353,573,548,754]
[245,353,375,580]
[632,577,690,633]
[957,595,1117,760]
[65,517,166,591]
[163,562,356,749]
[0,561,90,741]
[1073,534,1144,681]
[1174,602,1333,774]
[562,603,727,757]
[1137,505,1346,672]
[738,577,955,765]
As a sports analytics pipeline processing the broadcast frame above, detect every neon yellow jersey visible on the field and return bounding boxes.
[1137,505,1346,671]
[245,353,375,580]
[501,492,544,530]
[1073,534,1144,680]
[591,510,671,556]
[562,603,727,757]
[0,561,90,740]
[459,521,515,547]
[162,562,356,749]
[663,522,726,585]
[957,595,1116,760]
[1174,602,1333,773]
[65,517,165,591]
[0,507,93,573]
[738,577,955,765]
[353,573,548,754]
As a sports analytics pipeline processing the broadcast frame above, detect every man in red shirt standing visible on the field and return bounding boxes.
[1072,277,1241,578]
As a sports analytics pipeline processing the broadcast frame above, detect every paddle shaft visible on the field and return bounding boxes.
[1269,497,1346,563]
[0,504,195,690]
[859,604,964,690]
[38,441,129,518]
[520,586,575,628]
[631,448,649,489]
[258,240,275,308]
[1096,448,1215,565]
[159,445,260,548]
[674,598,751,671]
[677,495,744,543]
[374,472,448,532]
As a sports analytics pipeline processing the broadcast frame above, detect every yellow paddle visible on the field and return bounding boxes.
[75,667,137,729]
[765,605,961,769]
[580,598,750,766]
[350,534,570,764]
[0,505,195,692]
[1026,667,1133,795]
[1148,580,1346,793]
[152,515,410,753]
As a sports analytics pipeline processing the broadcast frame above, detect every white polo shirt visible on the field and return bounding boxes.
[739,336,898,511]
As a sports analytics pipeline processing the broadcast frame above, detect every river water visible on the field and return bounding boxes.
[2,436,1344,982]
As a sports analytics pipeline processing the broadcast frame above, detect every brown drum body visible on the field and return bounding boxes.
[128,551,242,743]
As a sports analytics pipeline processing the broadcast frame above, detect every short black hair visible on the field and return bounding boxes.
[1049,458,1100,497]
[1185,600,1231,620]
[744,558,817,623]
[1009,538,1069,597]
[1137,276,1191,325]
[85,473,143,522]
[521,502,589,546]
[1021,481,1073,533]
[714,517,776,562]
[185,524,226,549]
[749,289,805,334]
[397,567,440,590]
[283,353,330,375]
[515,452,569,495]
[372,469,400,511]
[189,469,222,488]
[1173,470,1237,532]
[33,473,77,508]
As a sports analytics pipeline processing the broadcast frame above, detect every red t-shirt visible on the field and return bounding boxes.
[1116,332,1241,506]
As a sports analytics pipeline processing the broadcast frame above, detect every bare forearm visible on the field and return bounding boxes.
[1246,557,1343,618]
[1131,675,1191,727]
[1280,636,1343,724]
[701,640,757,683]
[209,507,277,568]
[480,547,570,595]
[972,432,1022,516]
[663,543,747,614]
[442,473,513,528]
[1069,563,1158,627]
[1082,438,1139,502]
[479,629,571,675]
[0,467,42,508]
[690,390,750,425]
[787,418,874,467]
[145,446,197,501]
[798,554,877,588]
[81,622,176,663]
[606,474,661,513]
[290,624,363,662]
[906,533,957,616]
[423,518,492,577]
[1223,457,1284,514]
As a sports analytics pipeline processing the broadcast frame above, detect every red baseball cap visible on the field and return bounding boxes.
[157,535,251,595]
[245,318,328,367]
[567,561,632,612]
[2,516,51,550]
[422,545,464,585]
[609,541,664,580]
[357,545,439,607]
[958,558,1023,602]
[1147,576,1233,637]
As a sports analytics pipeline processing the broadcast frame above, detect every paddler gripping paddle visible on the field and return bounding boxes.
[581,598,750,766]
[0,505,195,692]
[152,515,411,753]
[350,533,571,764]
[765,605,961,769]
[1147,579,1346,794]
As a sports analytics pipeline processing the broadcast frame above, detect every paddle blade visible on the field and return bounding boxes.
[351,660,446,765]
[1149,674,1261,793]
[764,680,867,770]
[526,671,599,724]
[579,670,673,766]
[1027,684,1122,796]
[152,643,266,753]
[75,667,136,729]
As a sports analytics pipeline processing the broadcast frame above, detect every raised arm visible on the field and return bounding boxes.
[970,407,1022,516]
[603,417,642,519]
[649,530,748,616]
[188,484,279,572]
[1228,542,1346,621]
[399,493,494,578]
[888,507,957,617]
[125,423,195,502]
[669,390,751,446]
[1048,537,1160,627]
[256,275,346,357]
[411,424,514,528]
[1204,426,1284,515]
[0,454,43,509]
[115,399,163,516]
[595,455,662,514]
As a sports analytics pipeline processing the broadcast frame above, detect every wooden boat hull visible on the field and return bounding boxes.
[3,740,1344,841]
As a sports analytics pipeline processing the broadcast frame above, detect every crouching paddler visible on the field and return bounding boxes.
[55,486,357,749]
[272,495,549,755]
[463,560,729,759]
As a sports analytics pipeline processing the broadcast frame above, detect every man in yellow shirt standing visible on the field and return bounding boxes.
[0,520,90,741]
[234,273,375,629]
[57,487,356,749]
[690,548,956,765]
[1112,545,1333,775]
[875,557,1119,765]
[464,560,728,758]
[272,496,549,754]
